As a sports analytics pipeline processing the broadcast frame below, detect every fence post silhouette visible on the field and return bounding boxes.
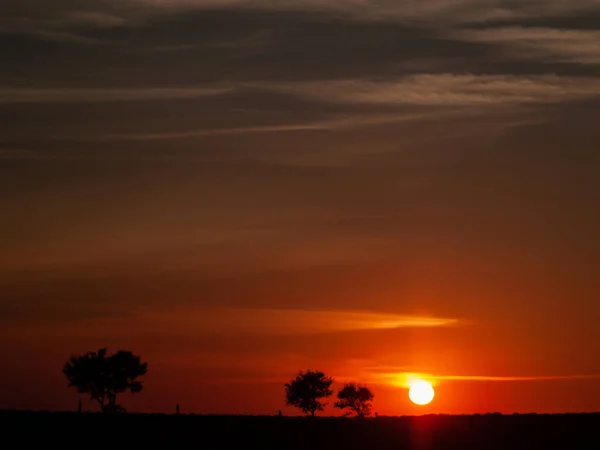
[78,398,82,413]
[176,404,180,415]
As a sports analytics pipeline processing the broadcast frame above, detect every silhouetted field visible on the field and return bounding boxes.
[1,410,599,449]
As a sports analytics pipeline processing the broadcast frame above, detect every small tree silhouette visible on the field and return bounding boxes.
[284,370,333,417]
[334,382,374,417]
[63,348,148,413]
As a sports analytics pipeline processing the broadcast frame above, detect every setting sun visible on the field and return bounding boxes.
[408,380,435,405]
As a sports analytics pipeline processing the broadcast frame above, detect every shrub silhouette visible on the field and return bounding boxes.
[284,370,333,417]
[334,382,374,417]
[63,348,148,413]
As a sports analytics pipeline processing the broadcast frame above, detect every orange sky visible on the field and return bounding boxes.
[1,0,600,415]
[1,156,600,414]
[2,250,599,414]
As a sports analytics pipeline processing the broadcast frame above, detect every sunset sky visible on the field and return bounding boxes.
[1,0,600,415]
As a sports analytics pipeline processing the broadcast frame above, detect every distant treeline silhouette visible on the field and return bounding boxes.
[64,349,373,416]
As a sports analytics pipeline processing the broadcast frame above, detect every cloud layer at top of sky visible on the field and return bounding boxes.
[2,0,600,277]
[3,0,600,33]
[122,0,600,24]
[2,0,600,95]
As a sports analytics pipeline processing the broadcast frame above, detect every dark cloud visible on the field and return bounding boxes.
[0,10,480,86]
[2,0,600,95]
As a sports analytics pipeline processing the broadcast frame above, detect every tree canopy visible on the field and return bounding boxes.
[284,369,333,416]
[334,382,374,417]
[63,348,148,413]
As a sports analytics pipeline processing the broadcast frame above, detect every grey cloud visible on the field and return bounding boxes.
[0,86,232,103]
[101,111,445,141]
[262,74,600,106]
[0,8,447,86]
[0,1,134,47]
[2,4,599,92]
[0,19,105,44]
[0,0,136,24]
[453,27,600,64]
[60,11,129,27]
[122,1,600,25]
[3,1,600,33]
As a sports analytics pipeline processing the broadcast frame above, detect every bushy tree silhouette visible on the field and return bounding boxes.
[334,382,374,417]
[285,370,333,417]
[63,348,148,413]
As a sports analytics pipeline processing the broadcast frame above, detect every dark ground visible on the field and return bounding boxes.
[1,410,599,449]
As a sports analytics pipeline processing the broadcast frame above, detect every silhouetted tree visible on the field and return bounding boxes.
[63,348,148,413]
[285,370,333,416]
[334,382,374,417]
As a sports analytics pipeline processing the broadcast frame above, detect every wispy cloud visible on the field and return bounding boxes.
[3,0,600,49]
[0,8,132,45]
[103,112,442,141]
[432,374,600,381]
[126,0,600,25]
[105,121,354,141]
[264,75,600,106]
[0,87,232,104]
[70,307,461,336]
[0,22,104,45]
[0,149,43,160]
[152,307,462,335]
[7,75,596,140]
[452,27,600,65]
[370,371,600,387]
[60,11,129,28]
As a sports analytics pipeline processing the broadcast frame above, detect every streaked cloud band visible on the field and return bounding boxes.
[65,307,461,336]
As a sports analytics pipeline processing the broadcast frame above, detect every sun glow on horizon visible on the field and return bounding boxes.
[408,380,435,405]
[381,372,439,388]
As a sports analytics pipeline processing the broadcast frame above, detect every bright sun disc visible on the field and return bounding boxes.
[408,380,435,405]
